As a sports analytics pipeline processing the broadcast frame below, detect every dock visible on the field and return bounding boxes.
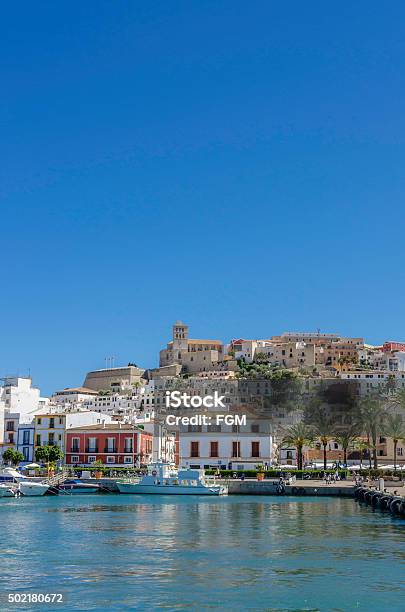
[93,477,356,496]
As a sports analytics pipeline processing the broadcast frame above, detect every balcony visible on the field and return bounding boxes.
[104,447,117,453]
[86,447,98,454]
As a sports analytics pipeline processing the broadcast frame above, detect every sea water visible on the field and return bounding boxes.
[0,495,404,611]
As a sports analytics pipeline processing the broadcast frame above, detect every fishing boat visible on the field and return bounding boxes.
[117,462,227,495]
[0,483,18,498]
[58,480,100,495]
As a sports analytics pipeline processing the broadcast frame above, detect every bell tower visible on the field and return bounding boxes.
[172,321,189,351]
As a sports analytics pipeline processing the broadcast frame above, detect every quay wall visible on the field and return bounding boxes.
[95,478,356,496]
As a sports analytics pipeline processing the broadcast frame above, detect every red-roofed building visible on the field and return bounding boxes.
[65,423,153,467]
[382,342,405,353]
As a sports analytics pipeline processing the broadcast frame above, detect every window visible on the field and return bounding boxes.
[86,437,98,453]
[106,456,115,464]
[232,424,240,433]
[59,417,63,425]
[8,434,14,443]
[23,431,30,445]
[36,434,41,446]
[71,438,80,452]
[190,442,200,458]
[207,424,221,432]
[105,438,116,453]
[87,455,96,463]
[6,421,14,431]
[37,418,42,425]
[232,441,241,457]
[48,433,55,445]
[23,447,30,461]
[251,424,259,433]
[251,441,260,457]
[124,457,133,464]
[188,425,202,432]
[210,441,219,457]
[124,437,133,453]
[71,456,79,463]
[49,418,55,429]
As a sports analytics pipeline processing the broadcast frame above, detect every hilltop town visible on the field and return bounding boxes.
[1,321,405,471]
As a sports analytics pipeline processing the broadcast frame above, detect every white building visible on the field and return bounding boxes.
[0,377,49,423]
[52,387,98,405]
[178,415,273,470]
[33,409,113,456]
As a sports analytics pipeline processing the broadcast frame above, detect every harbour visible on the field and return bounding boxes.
[1,494,404,611]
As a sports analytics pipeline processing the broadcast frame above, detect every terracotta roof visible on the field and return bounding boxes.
[187,339,222,345]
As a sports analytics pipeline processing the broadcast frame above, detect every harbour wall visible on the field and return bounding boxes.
[95,477,356,496]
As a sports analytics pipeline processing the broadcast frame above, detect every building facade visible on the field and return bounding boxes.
[65,423,153,467]
[34,410,113,457]
[17,424,35,463]
[178,415,273,470]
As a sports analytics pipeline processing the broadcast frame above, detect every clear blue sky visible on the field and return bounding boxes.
[2,2,405,395]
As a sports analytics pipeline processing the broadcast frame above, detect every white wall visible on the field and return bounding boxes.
[179,433,273,468]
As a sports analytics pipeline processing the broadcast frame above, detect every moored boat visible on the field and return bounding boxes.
[0,483,18,498]
[58,480,100,494]
[1,467,49,496]
[18,481,50,496]
[117,462,227,495]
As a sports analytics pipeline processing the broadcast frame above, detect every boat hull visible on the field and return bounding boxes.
[0,486,16,498]
[59,486,100,495]
[19,483,49,497]
[117,482,226,495]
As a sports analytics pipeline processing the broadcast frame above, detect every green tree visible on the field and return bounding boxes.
[359,394,387,469]
[281,422,314,470]
[304,401,337,470]
[334,425,361,465]
[35,445,64,474]
[2,448,24,466]
[383,412,405,471]
[353,438,370,469]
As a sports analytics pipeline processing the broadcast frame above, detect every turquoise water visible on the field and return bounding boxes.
[0,494,404,611]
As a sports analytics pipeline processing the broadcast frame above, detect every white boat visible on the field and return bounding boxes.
[0,483,17,498]
[18,481,49,497]
[117,462,227,495]
[0,468,49,496]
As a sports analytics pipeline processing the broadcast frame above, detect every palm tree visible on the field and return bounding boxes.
[281,422,314,470]
[359,395,387,469]
[304,400,336,470]
[389,388,405,411]
[353,438,371,469]
[383,412,405,471]
[312,417,338,471]
[334,425,360,466]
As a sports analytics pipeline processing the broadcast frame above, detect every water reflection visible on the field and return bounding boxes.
[0,495,404,611]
